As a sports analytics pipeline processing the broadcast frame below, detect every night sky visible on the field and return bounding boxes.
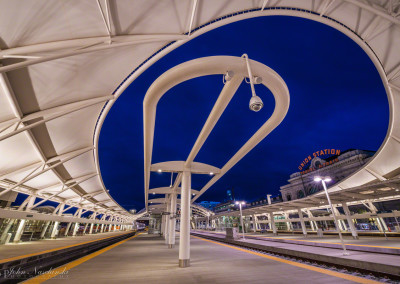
[99,16,388,212]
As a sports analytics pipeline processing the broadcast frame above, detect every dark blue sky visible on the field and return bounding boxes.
[99,16,388,212]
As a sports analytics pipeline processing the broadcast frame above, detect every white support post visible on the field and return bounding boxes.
[40,221,50,238]
[165,195,171,244]
[89,213,96,234]
[306,210,318,231]
[342,203,359,239]
[64,222,72,236]
[368,201,388,231]
[161,215,166,237]
[284,212,293,231]
[72,222,80,236]
[13,219,26,243]
[51,221,60,239]
[168,191,177,248]
[333,206,346,231]
[298,209,307,237]
[0,219,15,244]
[89,223,94,234]
[50,203,64,239]
[252,214,257,232]
[72,209,83,236]
[83,223,89,234]
[179,171,191,268]
[269,213,277,236]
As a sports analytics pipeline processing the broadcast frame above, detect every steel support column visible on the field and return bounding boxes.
[0,219,15,244]
[179,171,191,268]
[298,209,307,237]
[165,195,171,244]
[342,202,359,239]
[40,221,50,238]
[13,219,26,243]
[168,191,177,248]
[269,213,277,236]
[252,214,257,232]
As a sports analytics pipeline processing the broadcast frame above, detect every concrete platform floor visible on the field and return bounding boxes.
[36,233,379,284]
[193,230,400,276]
[0,230,131,263]
[198,230,400,251]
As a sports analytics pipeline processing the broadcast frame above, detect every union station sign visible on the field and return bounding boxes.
[298,149,341,173]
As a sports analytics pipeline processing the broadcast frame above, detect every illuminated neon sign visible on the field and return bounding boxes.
[298,149,341,172]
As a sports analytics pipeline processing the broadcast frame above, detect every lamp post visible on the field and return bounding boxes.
[314,176,349,255]
[236,201,246,240]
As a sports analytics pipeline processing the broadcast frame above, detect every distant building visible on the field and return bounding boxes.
[249,195,282,207]
[280,149,374,202]
[213,200,237,213]
[225,189,235,202]
[212,189,238,213]
[198,201,220,210]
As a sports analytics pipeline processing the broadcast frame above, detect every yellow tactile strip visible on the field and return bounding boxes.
[0,231,135,265]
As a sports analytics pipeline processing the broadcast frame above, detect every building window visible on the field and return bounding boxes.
[297,190,305,199]
[286,194,292,201]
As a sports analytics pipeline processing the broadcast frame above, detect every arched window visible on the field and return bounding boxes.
[308,186,319,195]
[286,194,292,201]
[297,190,305,199]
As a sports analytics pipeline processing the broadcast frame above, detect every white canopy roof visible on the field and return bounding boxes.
[0,1,399,219]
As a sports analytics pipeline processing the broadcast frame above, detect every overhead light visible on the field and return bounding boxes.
[314,176,322,182]
[378,187,391,191]
[152,192,155,195]
[209,172,214,175]
[242,54,263,112]
[157,169,162,173]
[324,177,332,182]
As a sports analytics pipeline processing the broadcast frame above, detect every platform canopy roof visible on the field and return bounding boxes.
[0,0,399,219]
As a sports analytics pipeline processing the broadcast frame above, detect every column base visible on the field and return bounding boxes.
[179,259,190,268]
[352,236,359,240]
[168,244,175,249]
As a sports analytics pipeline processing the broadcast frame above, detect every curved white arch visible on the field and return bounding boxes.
[94,6,397,212]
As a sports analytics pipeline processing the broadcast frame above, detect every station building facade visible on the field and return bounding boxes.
[280,149,375,202]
